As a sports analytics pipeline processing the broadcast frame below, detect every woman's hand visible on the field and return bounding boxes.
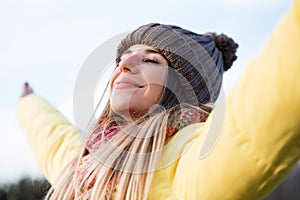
[21,82,34,98]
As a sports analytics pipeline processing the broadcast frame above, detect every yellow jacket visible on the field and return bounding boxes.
[18,1,300,199]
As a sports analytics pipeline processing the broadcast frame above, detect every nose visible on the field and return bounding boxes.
[118,55,140,73]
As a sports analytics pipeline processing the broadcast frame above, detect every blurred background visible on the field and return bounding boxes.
[1,0,299,199]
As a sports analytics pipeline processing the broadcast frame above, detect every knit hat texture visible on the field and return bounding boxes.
[116,23,238,104]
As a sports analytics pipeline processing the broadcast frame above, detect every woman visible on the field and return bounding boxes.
[18,1,300,199]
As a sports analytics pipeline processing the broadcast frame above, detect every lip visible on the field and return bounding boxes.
[113,77,142,89]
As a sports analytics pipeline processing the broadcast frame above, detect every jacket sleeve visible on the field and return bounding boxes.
[171,0,300,199]
[17,94,83,185]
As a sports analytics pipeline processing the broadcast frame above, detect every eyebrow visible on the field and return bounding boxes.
[122,48,161,55]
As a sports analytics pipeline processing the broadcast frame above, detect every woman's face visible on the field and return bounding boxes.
[109,44,168,120]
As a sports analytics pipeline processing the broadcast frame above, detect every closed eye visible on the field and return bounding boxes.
[143,59,160,64]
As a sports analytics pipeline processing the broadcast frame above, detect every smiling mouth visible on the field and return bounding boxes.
[114,81,144,89]
[113,77,144,89]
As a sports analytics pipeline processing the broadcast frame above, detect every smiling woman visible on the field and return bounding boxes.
[17,0,300,199]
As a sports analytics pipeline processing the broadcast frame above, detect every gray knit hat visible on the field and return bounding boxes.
[116,23,238,105]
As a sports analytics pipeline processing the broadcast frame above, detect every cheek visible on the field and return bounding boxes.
[143,84,165,105]
[142,67,167,103]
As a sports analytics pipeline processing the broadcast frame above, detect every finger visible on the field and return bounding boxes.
[21,82,34,98]
[23,82,29,90]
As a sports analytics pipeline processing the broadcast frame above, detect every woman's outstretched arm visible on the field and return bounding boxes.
[171,0,300,199]
[17,83,82,184]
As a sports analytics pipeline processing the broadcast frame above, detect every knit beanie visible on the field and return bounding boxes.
[116,23,238,105]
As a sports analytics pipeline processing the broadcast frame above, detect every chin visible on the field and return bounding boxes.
[111,102,129,114]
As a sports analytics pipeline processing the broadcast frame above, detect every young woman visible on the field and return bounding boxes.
[18,1,300,199]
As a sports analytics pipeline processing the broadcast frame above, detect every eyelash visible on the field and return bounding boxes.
[143,59,160,64]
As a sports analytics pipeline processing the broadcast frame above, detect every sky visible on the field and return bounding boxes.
[0,0,294,183]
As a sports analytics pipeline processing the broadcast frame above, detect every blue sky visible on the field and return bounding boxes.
[0,0,293,183]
